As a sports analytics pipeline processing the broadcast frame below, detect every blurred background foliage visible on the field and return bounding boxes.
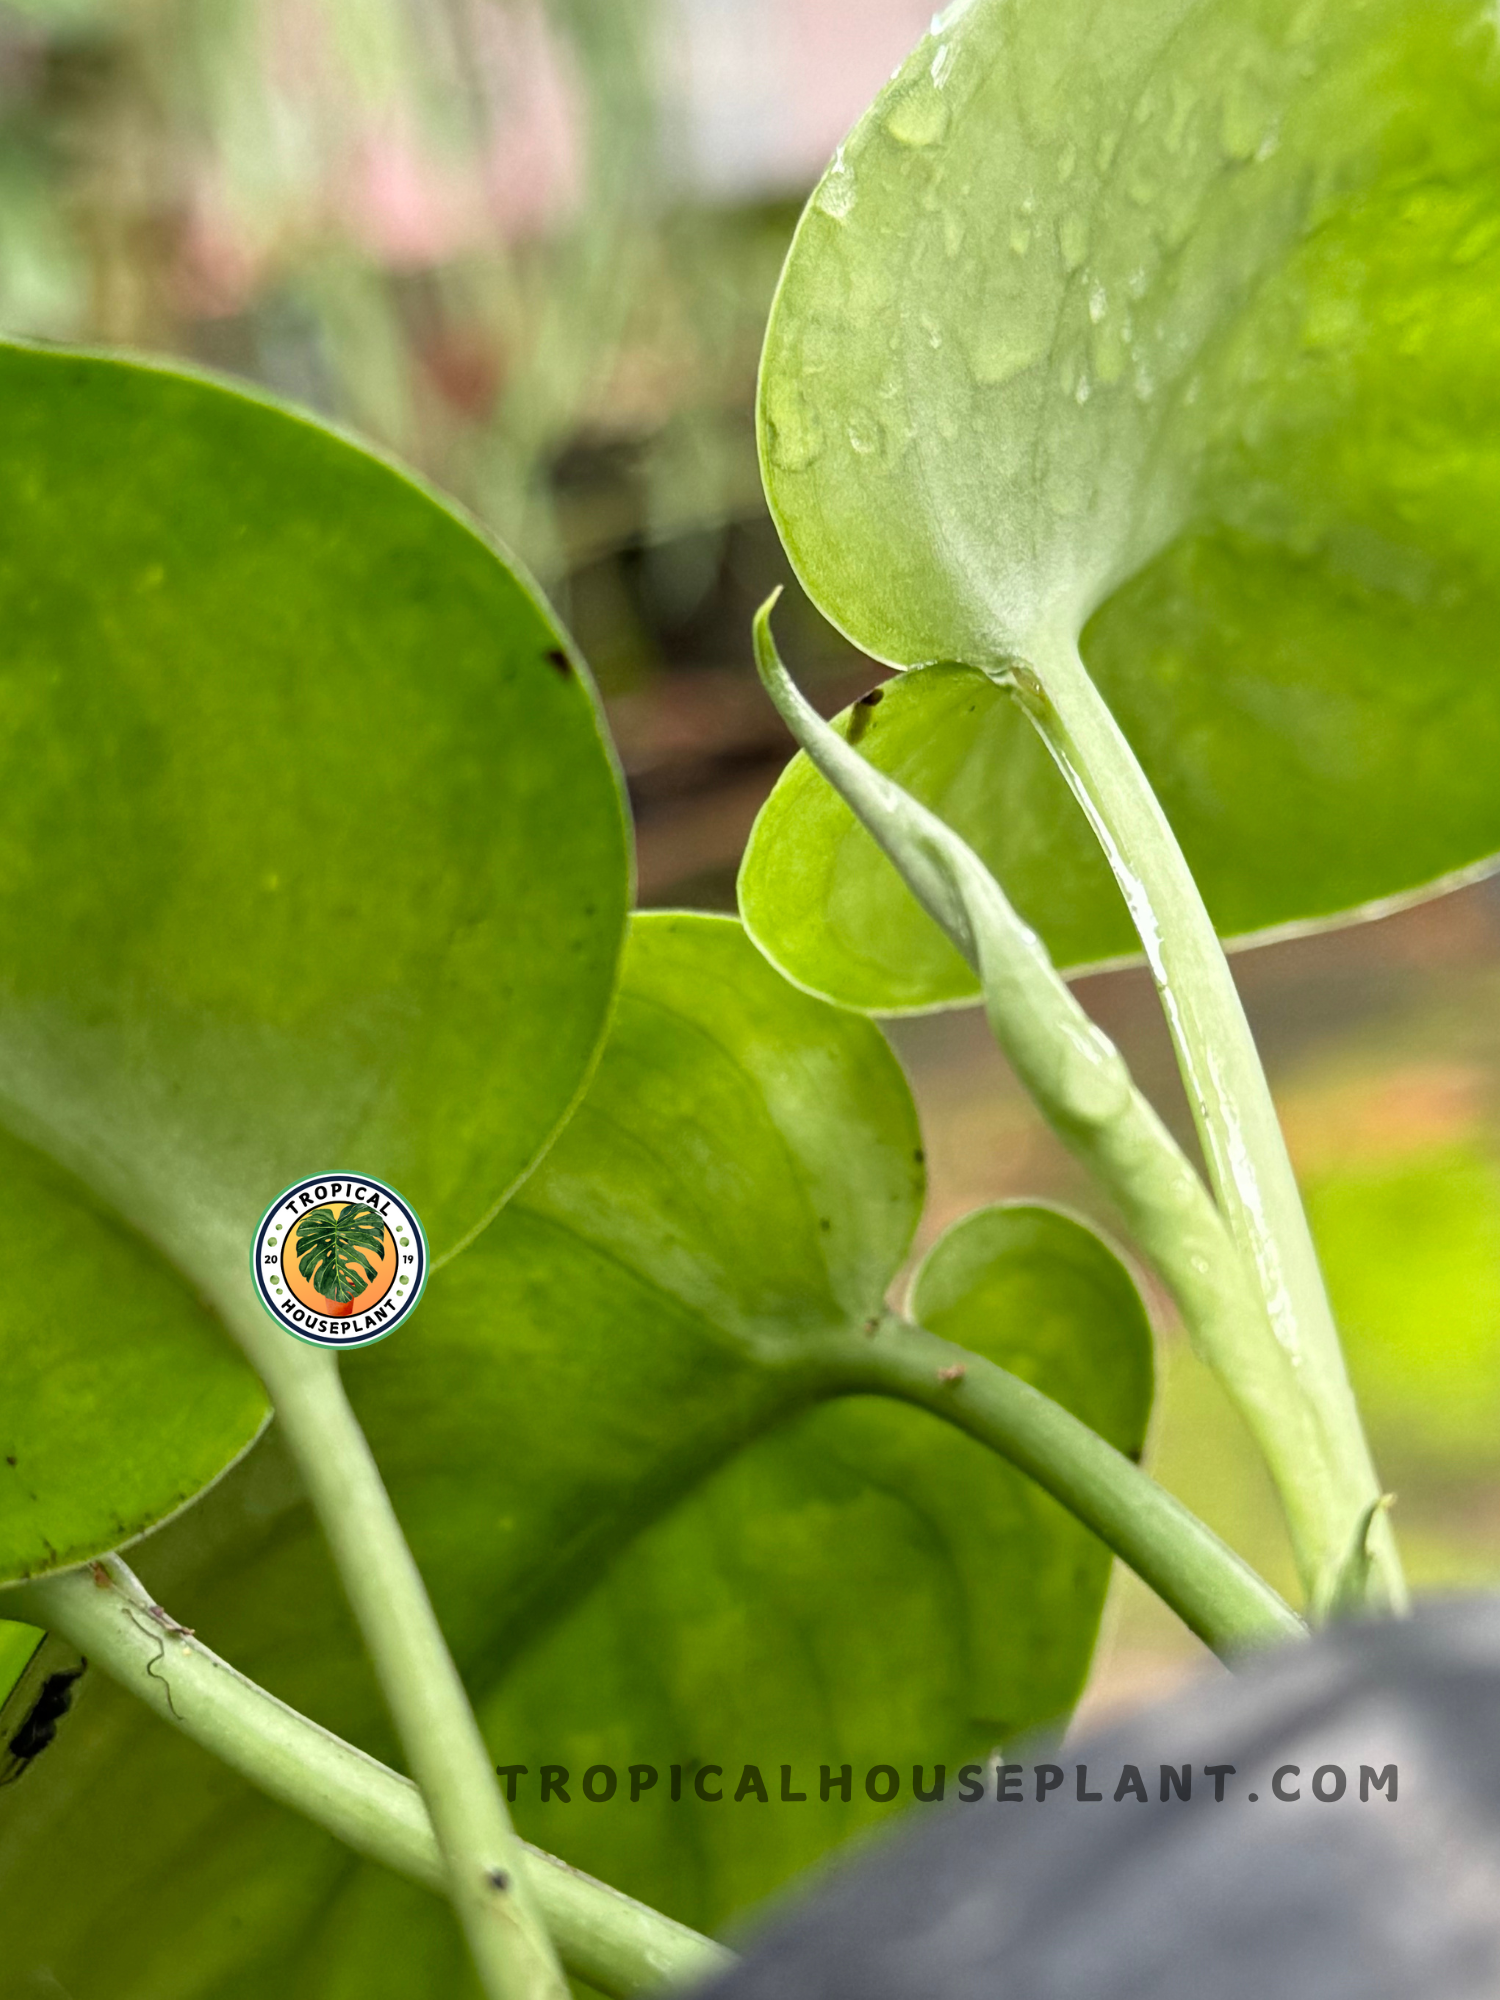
[0,0,957,902]
[3,0,1500,1715]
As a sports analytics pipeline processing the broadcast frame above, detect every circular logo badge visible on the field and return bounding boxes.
[251,1174,427,1348]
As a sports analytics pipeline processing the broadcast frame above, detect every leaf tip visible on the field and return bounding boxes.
[751,588,787,681]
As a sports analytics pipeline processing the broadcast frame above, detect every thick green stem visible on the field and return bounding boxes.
[1012,634,1403,1611]
[814,1316,1304,1656]
[752,603,1327,1601]
[241,1328,566,2000]
[1,1564,728,1998]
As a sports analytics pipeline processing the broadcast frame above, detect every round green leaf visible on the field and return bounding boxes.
[748,0,1500,1010]
[908,1203,1154,1458]
[0,343,629,1582]
[0,916,1153,1990]
[0,1130,267,1584]
[741,662,1129,1012]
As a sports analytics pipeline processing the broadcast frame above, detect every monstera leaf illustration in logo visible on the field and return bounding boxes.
[294,1204,387,1313]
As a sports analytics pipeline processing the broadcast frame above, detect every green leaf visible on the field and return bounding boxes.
[908,1204,1153,1466]
[0,1129,267,1584]
[742,663,1121,1011]
[747,0,1500,1012]
[0,1624,40,1713]
[0,343,630,1581]
[0,914,1151,1993]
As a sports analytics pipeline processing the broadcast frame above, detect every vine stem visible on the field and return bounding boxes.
[0,1564,729,1998]
[753,602,1336,1605]
[243,1329,567,2000]
[813,1317,1304,1657]
[1013,634,1404,1611]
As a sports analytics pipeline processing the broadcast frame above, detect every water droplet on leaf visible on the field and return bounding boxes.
[763,378,825,472]
[886,77,951,147]
[816,149,857,221]
[847,411,886,457]
[967,323,1047,386]
[1221,71,1272,161]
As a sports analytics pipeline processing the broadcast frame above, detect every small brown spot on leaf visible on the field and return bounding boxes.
[545,648,571,676]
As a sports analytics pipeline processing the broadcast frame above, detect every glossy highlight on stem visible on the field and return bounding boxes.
[750,599,1335,1600]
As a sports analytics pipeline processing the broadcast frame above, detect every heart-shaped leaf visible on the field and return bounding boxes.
[0,343,630,1585]
[0,914,1152,1992]
[909,1203,1154,1460]
[747,0,1500,1011]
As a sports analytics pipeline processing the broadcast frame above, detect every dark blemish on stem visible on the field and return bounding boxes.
[146,1601,195,1641]
[545,647,571,675]
[488,1869,510,1892]
[937,1364,967,1385]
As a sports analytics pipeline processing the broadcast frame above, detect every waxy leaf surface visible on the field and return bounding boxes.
[0,344,629,1585]
[0,915,1153,1993]
[748,0,1500,1011]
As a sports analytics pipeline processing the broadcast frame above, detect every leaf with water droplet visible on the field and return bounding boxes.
[746,0,1500,1012]
[1058,212,1090,270]
[886,76,951,147]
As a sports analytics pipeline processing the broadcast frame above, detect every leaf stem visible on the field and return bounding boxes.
[239,1329,567,2000]
[816,1316,1304,1656]
[1012,634,1404,1611]
[1,1565,728,1999]
[752,602,1327,1600]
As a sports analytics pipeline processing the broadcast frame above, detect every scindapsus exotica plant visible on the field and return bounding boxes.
[1,0,1498,1991]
